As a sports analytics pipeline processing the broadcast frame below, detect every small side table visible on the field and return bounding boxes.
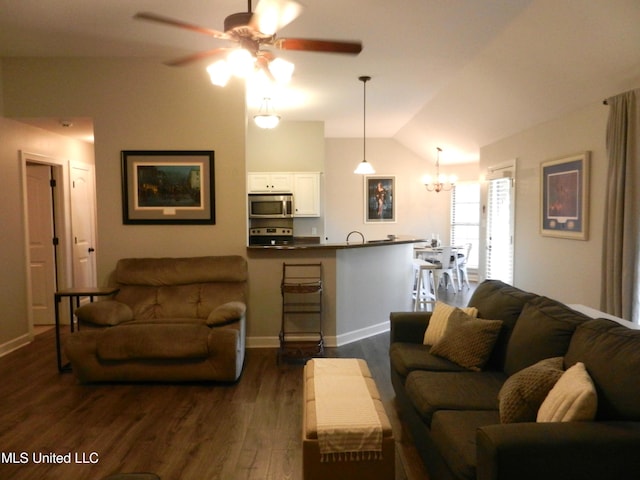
[54,287,119,372]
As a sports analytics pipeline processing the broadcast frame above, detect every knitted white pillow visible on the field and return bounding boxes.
[537,362,597,422]
[423,301,478,345]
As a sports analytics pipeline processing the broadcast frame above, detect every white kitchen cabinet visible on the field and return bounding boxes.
[293,173,321,217]
[247,173,293,193]
[248,172,321,217]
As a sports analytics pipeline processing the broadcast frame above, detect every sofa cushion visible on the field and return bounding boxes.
[504,297,589,376]
[565,318,640,420]
[423,301,478,345]
[404,370,506,425]
[389,342,468,379]
[207,301,246,326]
[114,283,247,321]
[430,310,503,371]
[110,256,248,322]
[537,362,597,422]
[96,323,211,360]
[75,300,133,326]
[431,410,500,480]
[467,280,538,370]
[115,255,248,286]
[498,357,564,423]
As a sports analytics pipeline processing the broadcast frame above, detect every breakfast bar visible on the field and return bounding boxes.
[246,236,425,348]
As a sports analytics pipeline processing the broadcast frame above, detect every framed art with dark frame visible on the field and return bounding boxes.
[121,150,215,225]
[364,175,396,223]
[540,151,589,240]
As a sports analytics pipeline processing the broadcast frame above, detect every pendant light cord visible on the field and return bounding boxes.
[360,76,371,162]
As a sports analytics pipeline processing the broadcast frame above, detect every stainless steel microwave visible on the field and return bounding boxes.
[248,193,294,218]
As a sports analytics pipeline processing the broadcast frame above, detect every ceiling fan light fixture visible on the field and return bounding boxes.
[268,57,295,84]
[256,10,279,35]
[227,48,255,78]
[254,0,303,35]
[254,97,281,129]
[206,59,231,86]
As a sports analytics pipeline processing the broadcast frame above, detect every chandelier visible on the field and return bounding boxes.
[424,147,456,192]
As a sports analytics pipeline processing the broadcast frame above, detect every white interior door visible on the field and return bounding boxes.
[486,171,515,284]
[26,163,57,325]
[70,162,97,288]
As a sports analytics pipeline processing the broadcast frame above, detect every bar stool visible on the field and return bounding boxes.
[413,259,437,311]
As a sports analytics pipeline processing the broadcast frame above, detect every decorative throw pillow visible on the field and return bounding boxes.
[537,362,597,422]
[423,301,479,345]
[430,309,503,371]
[498,356,564,423]
[206,301,247,326]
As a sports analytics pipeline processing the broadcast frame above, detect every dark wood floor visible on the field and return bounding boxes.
[0,284,475,480]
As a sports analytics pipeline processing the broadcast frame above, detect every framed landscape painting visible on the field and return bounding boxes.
[121,150,215,225]
[540,152,589,240]
[364,176,396,223]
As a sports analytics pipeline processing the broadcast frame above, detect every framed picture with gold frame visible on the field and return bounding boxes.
[540,152,589,240]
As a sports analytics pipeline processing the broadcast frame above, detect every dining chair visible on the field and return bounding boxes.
[431,246,458,292]
[456,243,472,290]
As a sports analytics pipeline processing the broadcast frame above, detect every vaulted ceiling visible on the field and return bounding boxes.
[1,0,639,164]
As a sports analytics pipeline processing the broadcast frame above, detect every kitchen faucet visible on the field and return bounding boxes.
[346,230,365,244]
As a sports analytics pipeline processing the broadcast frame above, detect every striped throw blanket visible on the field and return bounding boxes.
[313,358,383,462]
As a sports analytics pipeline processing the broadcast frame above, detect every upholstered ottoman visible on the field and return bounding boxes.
[303,358,395,480]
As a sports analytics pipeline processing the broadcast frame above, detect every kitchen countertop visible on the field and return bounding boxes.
[246,236,427,251]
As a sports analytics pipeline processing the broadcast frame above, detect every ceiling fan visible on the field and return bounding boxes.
[134,0,362,85]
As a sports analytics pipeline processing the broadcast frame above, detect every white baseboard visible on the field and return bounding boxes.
[246,321,390,349]
[333,321,390,347]
[0,332,33,358]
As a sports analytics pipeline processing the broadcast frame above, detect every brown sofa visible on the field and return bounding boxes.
[65,255,247,383]
[390,280,640,480]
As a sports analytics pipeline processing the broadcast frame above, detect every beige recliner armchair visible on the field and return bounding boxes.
[65,255,247,383]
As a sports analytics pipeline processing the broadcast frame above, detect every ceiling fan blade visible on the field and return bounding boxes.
[164,48,231,67]
[134,12,230,40]
[273,38,362,55]
[251,0,303,35]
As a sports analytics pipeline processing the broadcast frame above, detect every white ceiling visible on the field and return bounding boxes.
[1,0,639,164]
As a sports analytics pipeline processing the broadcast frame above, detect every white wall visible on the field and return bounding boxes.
[1,58,251,350]
[2,58,247,289]
[246,120,325,237]
[246,120,324,171]
[0,117,94,353]
[479,102,609,307]
[324,137,479,243]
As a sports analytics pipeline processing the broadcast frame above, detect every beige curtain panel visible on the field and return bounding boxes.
[601,88,640,323]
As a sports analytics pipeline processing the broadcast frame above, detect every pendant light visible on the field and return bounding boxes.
[254,97,281,129]
[354,75,375,174]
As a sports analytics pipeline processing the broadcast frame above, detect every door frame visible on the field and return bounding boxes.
[479,160,517,284]
[20,151,73,333]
